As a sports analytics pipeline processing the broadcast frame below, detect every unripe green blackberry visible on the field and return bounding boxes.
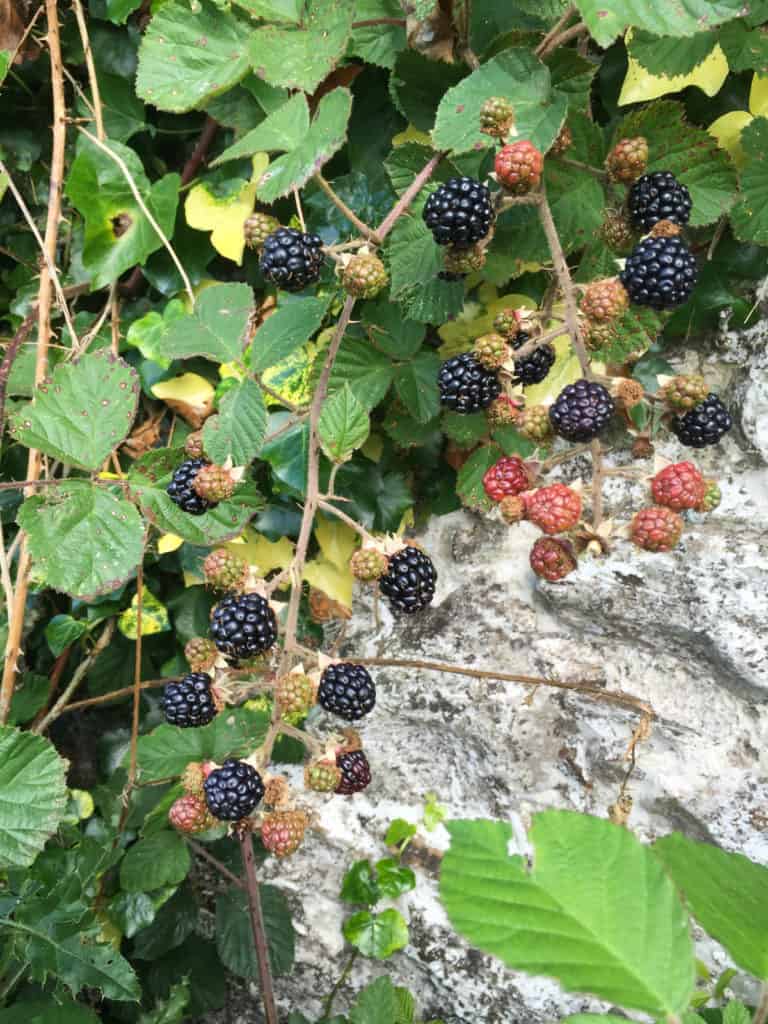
[203,548,249,591]
[660,375,709,412]
[181,761,206,796]
[479,96,515,138]
[582,318,618,351]
[601,210,635,253]
[492,308,519,339]
[486,395,519,426]
[275,673,315,718]
[184,431,205,459]
[341,254,388,299]
[350,547,389,582]
[696,479,721,512]
[304,759,342,793]
[605,137,648,184]
[517,404,552,442]
[473,332,510,371]
[444,244,486,276]
[580,279,629,323]
[193,464,235,503]
[185,637,218,672]
[244,212,280,249]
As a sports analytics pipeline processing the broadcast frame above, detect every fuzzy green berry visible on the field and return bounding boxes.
[492,308,519,339]
[275,673,316,718]
[304,759,342,793]
[660,375,710,412]
[443,245,486,276]
[244,212,280,249]
[473,332,510,371]
[350,547,389,582]
[479,96,515,138]
[203,548,249,591]
[486,395,519,427]
[696,479,721,512]
[601,210,635,253]
[342,254,388,299]
[517,404,552,442]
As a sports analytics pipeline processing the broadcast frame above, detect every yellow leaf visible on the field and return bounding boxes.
[118,586,171,639]
[152,373,215,427]
[219,361,246,381]
[750,73,768,117]
[261,341,319,407]
[226,528,294,575]
[437,293,537,357]
[619,37,728,106]
[708,110,753,168]
[314,515,357,571]
[521,327,581,406]
[303,557,353,610]
[392,125,432,147]
[70,789,94,820]
[185,155,268,265]
[157,533,184,554]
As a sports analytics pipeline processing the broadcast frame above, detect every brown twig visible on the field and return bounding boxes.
[590,439,604,528]
[60,676,176,713]
[0,313,35,431]
[535,4,576,57]
[71,0,104,141]
[33,620,115,734]
[538,21,588,59]
[315,174,376,241]
[187,837,246,891]
[30,645,72,729]
[119,567,144,832]
[374,151,446,244]
[240,831,279,1024]
[553,155,607,181]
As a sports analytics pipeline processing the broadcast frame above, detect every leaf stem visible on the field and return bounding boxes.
[118,567,144,833]
[373,151,446,244]
[322,948,359,1018]
[535,4,576,57]
[239,830,279,1024]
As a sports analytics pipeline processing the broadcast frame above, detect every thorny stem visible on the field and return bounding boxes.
[535,3,576,57]
[315,173,377,241]
[119,566,144,833]
[186,838,246,891]
[240,831,279,1024]
[33,619,115,734]
[374,151,445,243]
[322,949,359,1019]
[537,21,588,59]
[317,499,375,542]
[554,155,607,181]
[71,0,104,140]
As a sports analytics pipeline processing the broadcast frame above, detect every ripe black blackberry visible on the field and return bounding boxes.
[511,330,555,386]
[167,458,214,516]
[318,663,376,721]
[379,546,437,614]
[203,759,265,820]
[161,672,217,728]
[620,235,697,310]
[423,177,494,247]
[549,380,615,442]
[438,353,501,414]
[628,171,692,232]
[670,393,732,448]
[210,592,278,662]
[259,227,324,292]
[335,750,371,795]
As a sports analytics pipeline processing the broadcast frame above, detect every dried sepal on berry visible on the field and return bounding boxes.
[263,775,292,808]
[615,378,645,408]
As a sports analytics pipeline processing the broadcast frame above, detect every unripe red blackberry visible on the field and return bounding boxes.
[203,548,249,591]
[482,456,532,502]
[605,137,648,184]
[530,537,577,581]
[350,547,389,582]
[651,461,706,511]
[304,759,342,793]
[185,636,217,672]
[631,506,683,552]
[169,794,216,834]
[524,483,582,535]
[473,332,510,371]
[479,96,515,138]
[579,279,629,322]
[517,404,552,442]
[601,210,635,253]
[193,464,235,503]
[275,673,316,718]
[660,375,709,412]
[494,140,543,195]
[244,212,280,249]
[261,810,308,857]
[341,254,388,299]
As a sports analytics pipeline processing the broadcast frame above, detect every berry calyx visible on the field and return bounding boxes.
[169,794,216,834]
[549,380,615,443]
[649,219,682,238]
[379,545,437,614]
[620,235,697,310]
[579,278,629,322]
[261,810,308,858]
[318,663,376,721]
[696,479,721,513]
[244,212,280,249]
[486,395,519,426]
[530,537,577,581]
[670,393,732,448]
[605,137,648,184]
[630,506,683,552]
[473,332,510,370]
[204,759,265,821]
[275,673,316,718]
[499,495,526,524]
[167,458,214,516]
[161,672,218,728]
[335,750,371,795]
[438,353,501,414]
[203,548,249,591]
[479,96,515,138]
[304,759,342,793]
[651,461,706,511]
[193,464,235,504]
[341,253,388,299]
[494,140,544,195]
[517,404,552,442]
[616,379,645,408]
[524,483,582,535]
[628,170,691,232]
[423,177,494,247]
[210,592,278,662]
[660,375,709,412]
[350,547,389,582]
[482,456,532,503]
[185,636,217,672]
[260,227,324,292]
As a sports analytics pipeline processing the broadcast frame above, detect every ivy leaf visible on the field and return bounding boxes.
[250,294,330,373]
[432,50,566,156]
[440,812,695,1016]
[118,585,171,639]
[654,832,768,979]
[730,117,768,245]
[0,727,68,869]
[135,707,270,778]
[212,93,309,167]
[343,908,409,959]
[120,832,191,893]
[136,0,251,113]
[628,30,718,77]
[574,0,745,47]
[341,860,381,906]
[202,379,268,466]
[318,383,370,461]
[10,350,138,471]
[393,352,440,424]
[66,139,179,289]
[161,284,253,363]
[248,0,353,94]
[257,89,353,204]
[18,482,145,599]
[216,884,295,978]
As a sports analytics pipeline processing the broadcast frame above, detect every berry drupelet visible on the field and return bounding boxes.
[318,663,376,721]
[167,458,215,516]
[620,235,697,310]
[161,672,218,728]
[203,759,265,820]
[423,177,494,247]
[511,330,555,386]
[549,380,614,442]
[628,171,692,232]
[210,592,278,662]
[670,393,732,448]
[378,545,437,614]
[438,353,501,414]
[260,227,324,292]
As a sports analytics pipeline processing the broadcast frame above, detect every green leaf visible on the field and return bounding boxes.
[349,0,406,69]
[248,0,353,93]
[216,883,295,977]
[328,338,395,410]
[0,999,101,1024]
[574,0,744,47]
[440,812,695,1016]
[203,379,268,466]
[341,860,381,905]
[213,93,309,167]
[318,383,371,461]
[120,832,191,892]
[385,818,417,848]
[615,100,738,227]
[589,305,663,365]
[161,283,253,363]
[8,673,50,726]
[654,831,768,979]
[390,51,466,131]
[432,50,567,156]
[108,890,159,939]
[442,410,489,448]
[375,858,416,899]
[250,294,330,373]
[136,0,251,113]
[45,614,88,656]
[628,30,718,76]
[387,212,465,325]
[423,791,447,830]
[349,976,398,1024]
[723,1003,752,1024]
[18,482,145,599]
[343,908,409,959]
[361,297,425,359]
[139,981,190,1024]
[232,0,302,18]
[66,140,179,289]
[393,352,440,424]
[257,89,353,203]
[132,884,198,960]
[455,444,500,512]
[9,351,138,470]
[260,419,310,493]
[135,707,270,778]
[0,727,68,869]
[730,118,768,245]
[718,20,768,74]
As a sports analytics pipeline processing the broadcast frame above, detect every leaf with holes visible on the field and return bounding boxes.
[574,0,745,47]
[0,727,68,869]
[318,384,370,461]
[202,379,268,466]
[66,138,179,289]
[18,482,145,599]
[161,284,253,363]
[10,351,138,470]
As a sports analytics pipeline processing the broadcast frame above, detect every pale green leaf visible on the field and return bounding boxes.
[730,117,768,245]
[349,976,398,1024]
[343,908,409,959]
[135,707,270,778]
[574,0,745,47]
[318,383,370,461]
[120,832,191,893]
[232,0,301,19]
[203,379,268,466]
[723,1003,752,1024]
[0,727,68,870]
[161,283,253,363]
[212,93,309,167]
[250,295,330,372]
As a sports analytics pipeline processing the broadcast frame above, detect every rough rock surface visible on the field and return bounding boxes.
[218,321,768,1023]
